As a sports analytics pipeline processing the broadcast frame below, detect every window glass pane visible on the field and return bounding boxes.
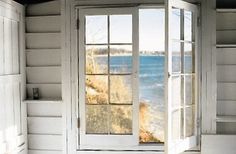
[86,45,108,74]
[184,43,193,73]
[86,75,108,104]
[86,105,109,134]
[110,15,132,43]
[185,75,193,105]
[185,106,195,137]
[110,105,132,134]
[110,45,132,74]
[139,9,165,143]
[172,42,181,73]
[172,109,181,140]
[171,8,181,40]
[139,9,165,52]
[184,11,192,41]
[86,15,108,44]
[110,75,132,104]
[172,76,181,110]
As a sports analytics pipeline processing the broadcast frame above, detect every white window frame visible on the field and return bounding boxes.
[78,7,140,149]
[76,1,200,152]
[165,0,200,153]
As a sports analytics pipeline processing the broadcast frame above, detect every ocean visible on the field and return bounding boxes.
[95,55,166,142]
[91,55,192,142]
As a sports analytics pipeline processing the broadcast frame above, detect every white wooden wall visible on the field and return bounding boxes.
[25,1,63,154]
[0,0,26,153]
[216,10,236,134]
[201,0,236,154]
[25,0,61,100]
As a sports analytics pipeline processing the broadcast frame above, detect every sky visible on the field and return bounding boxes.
[85,8,191,52]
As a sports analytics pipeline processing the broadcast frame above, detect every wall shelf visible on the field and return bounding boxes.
[216,44,236,48]
[216,9,236,13]
[23,99,62,104]
[216,115,236,123]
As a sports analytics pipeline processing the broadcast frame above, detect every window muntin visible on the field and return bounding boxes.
[79,3,199,151]
[166,1,198,152]
[84,13,134,135]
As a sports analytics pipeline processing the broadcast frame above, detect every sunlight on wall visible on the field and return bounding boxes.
[0,125,22,154]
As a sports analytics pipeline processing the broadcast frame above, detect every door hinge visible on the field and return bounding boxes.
[197,17,201,27]
[76,19,80,30]
[77,118,80,128]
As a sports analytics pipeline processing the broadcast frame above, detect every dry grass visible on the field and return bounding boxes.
[85,51,160,142]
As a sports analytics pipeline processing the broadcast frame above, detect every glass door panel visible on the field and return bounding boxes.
[165,0,198,153]
[79,7,138,148]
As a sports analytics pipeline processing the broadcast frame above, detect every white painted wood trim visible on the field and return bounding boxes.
[0,74,21,82]
[27,116,62,135]
[216,44,236,48]
[216,9,236,13]
[28,134,63,150]
[78,6,139,148]
[26,15,61,33]
[23,99,62,104]
[201,0,217,134]
[216,115,236,123]
[201,135,236,154]
[61,0,73,154]
[27,102,62,117]
[76,151,200,154]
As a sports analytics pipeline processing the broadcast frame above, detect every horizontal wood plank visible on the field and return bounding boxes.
[26,16,60,33]
[27,117,62,135]
[27,103,62,117]
[216,115,236,122]
[27,84,61,99]
[202,135,236,154]
[217,12,236,30]
[217,65,236,82]
[217,30,236,44]
[217,48,236,64]
[217,122,236,134]
[217,100,236,115]
[217,83,236,100]
[26,1,60,16]
[26,67,61,84]
[28,134,62,150]
[26,33,61,49]
[28,150,62,154]
[26,49,61,66]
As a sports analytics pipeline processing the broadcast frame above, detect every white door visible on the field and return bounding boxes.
[78,7,139,149]
[165,0,199,153]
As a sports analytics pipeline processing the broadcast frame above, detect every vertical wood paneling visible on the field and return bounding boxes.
[0,84,5,140]
[4,18,12,74]
[0,17,3,75]
[0,1,25,154]
[12,21,19,74]
[5,84,14,132]
[13,83,21,135]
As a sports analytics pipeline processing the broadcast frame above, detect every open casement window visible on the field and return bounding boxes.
[78,7,139,149]
[78,2,199,153]
[165,0,199,153]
